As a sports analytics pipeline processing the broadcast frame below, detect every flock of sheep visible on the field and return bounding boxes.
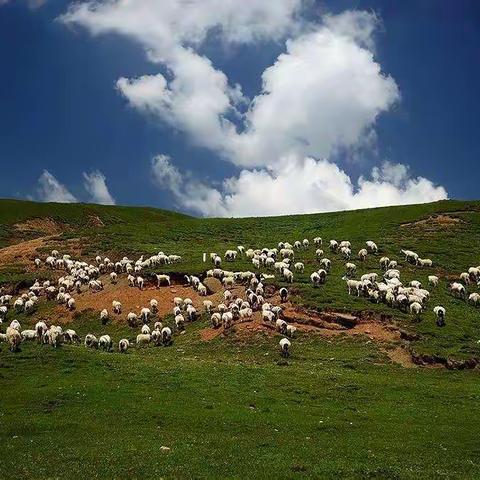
[1,234,478,356]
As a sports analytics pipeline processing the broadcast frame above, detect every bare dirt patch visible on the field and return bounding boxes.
[0,237,82,272]
[0,237,52,265]
[13,218,66,236]
[54,277,243,324]
[401,214,464,229]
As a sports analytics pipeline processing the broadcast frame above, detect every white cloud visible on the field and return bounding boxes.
[153,156,447,217]
[70,7,399,169]
[37,170,78,203]
[61,3,448,215]
[82,170,116,205]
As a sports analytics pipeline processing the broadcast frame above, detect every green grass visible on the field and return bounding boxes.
[1,199,480,478]
[1,313,480,479]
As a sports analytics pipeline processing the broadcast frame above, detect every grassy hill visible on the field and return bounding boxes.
[1,198,480,478]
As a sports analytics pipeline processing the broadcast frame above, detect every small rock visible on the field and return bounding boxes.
[160,446,171,453]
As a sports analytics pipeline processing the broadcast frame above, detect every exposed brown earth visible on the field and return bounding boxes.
[400,214,464,229]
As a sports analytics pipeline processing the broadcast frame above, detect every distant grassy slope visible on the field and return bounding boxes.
[1,198,480,360]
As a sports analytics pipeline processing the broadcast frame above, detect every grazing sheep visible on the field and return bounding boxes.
[222,312,233,329]
[67,298,76,310]
[154,321,163,331]
[286,325,297,337]
[9,319,21,331]
[156,274,171,287]
[175,314,185,331]
[409,280,422,289]
[173,297,183,308]
[151,330,162,346]
[410,302,422,316]
[35,321,48,341]
[320,258,331,271]
[345,262,357,276]
[358,249,368,261]
[329,240,338,251]
[449,282,466,298]
[161,327,172,346]
[64,329,80,343]
[112,300,122,314]
[203,300,213,313]
[118,338,130,353]
[14,298,24,312]
[239,307,253,320]
[85,334,98,349]
[140,307,151,324]
[262,310,275,323]
[460,272,470,284]
[428,275,439,287]
[7,327,22,352]
[150,299,158,314]
[141,324,151,335]
[310,272,321,287]
[211,312,221,328]
[136,333,151,347]
[379,257,390,270]
[417,258,433,267]
[433,306,446,327]
[21,329,37,341]
[127,312,138,327]
[0,305,7,321]
[468,293,480,306]
[279,287,288,302]
[279,338,291,357]
[276,319,288,334]
[110,272,117,284]
[313,237,322,245]
[186,305,197,322]
[366,241,378,253]
[294,262,305,273]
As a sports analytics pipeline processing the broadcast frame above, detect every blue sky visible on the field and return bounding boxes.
[0,0,478,216]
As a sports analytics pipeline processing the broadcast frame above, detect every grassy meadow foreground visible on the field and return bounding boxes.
[1,199,480,478]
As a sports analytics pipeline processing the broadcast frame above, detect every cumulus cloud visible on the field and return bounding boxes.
[82,170,116,205]
[65,6,398,168]
[153,156,447,217]
[61,2,448,215]
[37,170,78,203]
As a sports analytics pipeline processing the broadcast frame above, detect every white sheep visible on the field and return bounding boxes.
[156,274,171,287]
[379,257,390,270]
[276,319,288,334]
[279,337,291,357]
[127,312,138,327]
[100,309,109,324]
[7,326,22,352]
[118,338,130,353]
[175,314,185,330]
[294,262,305,273]
[154,321,163,331]
[140,307,151,324]
[203,300,213,313]
[211,312,222,328]
[35,321,48,340]
[358,249,368,261]
[286,325,297,337]
[136,333,151,347]
[85,333,98,349]
[141,324,151,335]
[21,329,37,341]
[110,272,118,284]
[468,293,480,306]
[366,241,378,253]
[428,275,439,287]
[112,300,122,314]
[161,326,172,345]
[410,302,422,315]
[279,287,288,302]
[433,306,446,326]
[345,262,357,276]
[64,329,80,343]
[149,299,158,314]
[314,237,322,245]
[222,311,233,329]
[67,298,76,310]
